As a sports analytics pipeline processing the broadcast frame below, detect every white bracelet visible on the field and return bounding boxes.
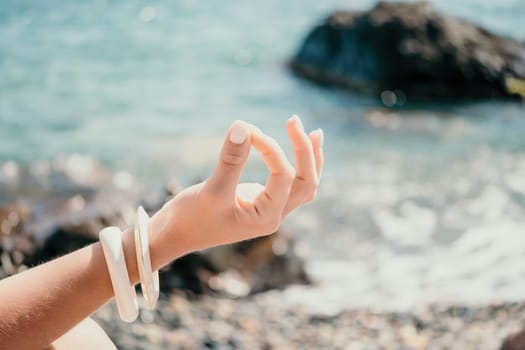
[134,206,159,309]
[99,226,139,322]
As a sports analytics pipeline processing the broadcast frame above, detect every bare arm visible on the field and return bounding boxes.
[0,118,324,350]
[0,228,140,349]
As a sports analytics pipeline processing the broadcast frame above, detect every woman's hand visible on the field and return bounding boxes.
[149,116,324,268]
[0,116,324,350]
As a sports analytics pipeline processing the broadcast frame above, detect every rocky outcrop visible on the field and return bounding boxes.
[290,1,525,100]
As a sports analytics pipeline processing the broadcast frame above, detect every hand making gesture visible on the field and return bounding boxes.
[0,116,324,350]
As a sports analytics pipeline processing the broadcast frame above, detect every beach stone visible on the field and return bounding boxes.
[157,230,310,296]
[14,234,34,256]
[0,203,31,236]
[29,225,99,265]
[203,232,311,294]
[501,329,525,350]
[0,251,14,275]
[290,1,525,100]
[25,189,146,265]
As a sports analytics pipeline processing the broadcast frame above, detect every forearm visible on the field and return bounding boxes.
[0,211,184,350]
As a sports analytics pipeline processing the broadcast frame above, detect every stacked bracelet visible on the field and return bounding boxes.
[134,206,159,309]
[99,207,160,322]
[99,226,139,322]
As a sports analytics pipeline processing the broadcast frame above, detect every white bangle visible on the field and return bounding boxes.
[99,226,139,322]
[134,206,159,310]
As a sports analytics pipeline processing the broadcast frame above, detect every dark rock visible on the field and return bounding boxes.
[29,226,99,265]
[159,252,219,295]
[27,190,142,265]
[228,233,311,293]
[290,1,525,100]
[203,337,218,349]
[158,231,310,296]
[501,329,525,350]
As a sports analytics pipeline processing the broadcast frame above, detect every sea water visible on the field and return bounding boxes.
[1,0,525,311]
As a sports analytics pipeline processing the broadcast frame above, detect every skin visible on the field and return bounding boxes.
[0,116,324,350]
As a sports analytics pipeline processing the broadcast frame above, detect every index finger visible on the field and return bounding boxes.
[250,128,295,214]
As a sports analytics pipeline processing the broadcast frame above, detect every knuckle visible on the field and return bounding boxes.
[297,176,318,188]
[221,152,244,167]
[294,141,313,153]
[308,178,320,192]
[266,217,281,233]
[261,214,280,233]
[284,166,296,182]
[273,166,294,183]
[263,190,273,202]
[294,178,318,203]
[304,189,318,203]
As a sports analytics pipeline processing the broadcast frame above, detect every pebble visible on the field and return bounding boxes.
[0,252,14,275]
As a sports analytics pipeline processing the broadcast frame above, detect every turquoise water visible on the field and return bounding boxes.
[2,0,525,310]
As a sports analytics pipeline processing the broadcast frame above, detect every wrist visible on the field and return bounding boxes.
[148,205,194,271]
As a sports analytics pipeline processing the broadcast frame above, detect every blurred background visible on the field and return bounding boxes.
[2,0,525,349]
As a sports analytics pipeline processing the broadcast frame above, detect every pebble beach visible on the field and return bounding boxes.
[94,293,525,350]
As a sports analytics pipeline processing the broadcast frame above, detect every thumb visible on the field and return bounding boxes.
[206,120,251,196]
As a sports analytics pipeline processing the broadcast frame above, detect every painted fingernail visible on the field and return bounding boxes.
[229,121,248,144]
[316,128,324,147]
[291,114,304,132]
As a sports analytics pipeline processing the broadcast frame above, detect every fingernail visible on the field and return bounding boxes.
[291,114,304,132]
[316,128,324,147]
[229,121,248,144]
